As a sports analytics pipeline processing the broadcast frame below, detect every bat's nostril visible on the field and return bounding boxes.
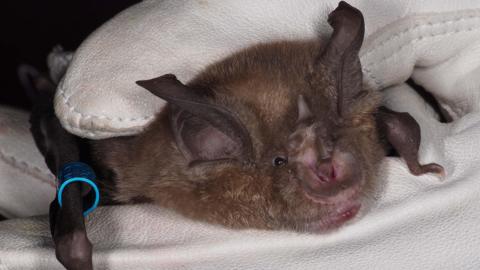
[316,173,329,183]
[316,161,337,183]
[330,164,337,179]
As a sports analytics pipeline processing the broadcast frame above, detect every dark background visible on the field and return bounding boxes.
[1,0,140,110]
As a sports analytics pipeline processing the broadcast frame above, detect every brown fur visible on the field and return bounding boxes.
[90,39,385,232]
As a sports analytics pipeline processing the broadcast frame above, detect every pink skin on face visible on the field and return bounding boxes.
[289,126,364,230]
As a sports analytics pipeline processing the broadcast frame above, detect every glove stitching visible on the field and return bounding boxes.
[362,14,480,58]
[0,149,55,188]
[55,11,480,138]
[364,26,480,88]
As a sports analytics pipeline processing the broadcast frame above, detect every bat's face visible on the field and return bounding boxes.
[135,2,385,232]
[275,95,384,232]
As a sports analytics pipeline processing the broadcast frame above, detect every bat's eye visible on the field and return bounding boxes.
[272,156,288,167]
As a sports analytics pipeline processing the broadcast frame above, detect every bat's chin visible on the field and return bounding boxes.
[301,181,364,232]
[303,201,362,232]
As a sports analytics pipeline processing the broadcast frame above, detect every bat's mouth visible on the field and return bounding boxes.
[302,179,363,204]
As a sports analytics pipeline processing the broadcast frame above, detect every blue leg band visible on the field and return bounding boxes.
[57,162,100,216]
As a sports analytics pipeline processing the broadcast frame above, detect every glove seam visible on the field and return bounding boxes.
[0,149,55,188]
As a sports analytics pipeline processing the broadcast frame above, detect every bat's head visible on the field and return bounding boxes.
[136,2,384,232]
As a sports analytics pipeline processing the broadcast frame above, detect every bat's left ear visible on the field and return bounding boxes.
[136,74,254,165]
[315,1,365,116]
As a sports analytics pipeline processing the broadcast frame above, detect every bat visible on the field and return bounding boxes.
[23,2,443,269]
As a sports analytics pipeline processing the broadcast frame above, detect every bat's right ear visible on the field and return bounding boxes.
[17,64,56,104]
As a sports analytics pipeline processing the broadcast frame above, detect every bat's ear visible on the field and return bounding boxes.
[315,1,365,116]
[136,74,254,165]
[17,64,56,104]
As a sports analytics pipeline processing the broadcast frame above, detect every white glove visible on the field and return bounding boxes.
[55,0,480,139]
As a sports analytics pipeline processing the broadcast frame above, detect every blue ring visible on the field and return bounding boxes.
[57,177,100,216]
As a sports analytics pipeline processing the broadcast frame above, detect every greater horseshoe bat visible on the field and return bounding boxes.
[23,2,443,269]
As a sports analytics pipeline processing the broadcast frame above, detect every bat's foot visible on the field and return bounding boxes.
[55,230,93,270]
